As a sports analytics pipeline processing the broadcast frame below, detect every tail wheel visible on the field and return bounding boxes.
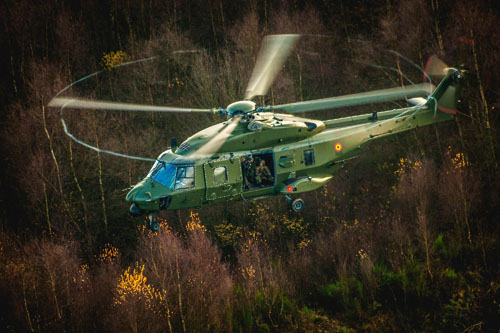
[291,198,304,212]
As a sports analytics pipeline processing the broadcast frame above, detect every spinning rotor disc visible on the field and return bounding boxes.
[49,35,444,161]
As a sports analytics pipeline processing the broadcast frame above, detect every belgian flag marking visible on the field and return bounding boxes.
[334,142,343,152]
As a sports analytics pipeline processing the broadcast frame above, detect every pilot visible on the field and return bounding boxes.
[242,155,255,188]
[255,159,274,185]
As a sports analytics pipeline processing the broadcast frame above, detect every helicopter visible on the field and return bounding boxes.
[49,35,465,231]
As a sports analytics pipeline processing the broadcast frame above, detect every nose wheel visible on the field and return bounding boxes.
[285,196,304,212]
[146,212,160,232]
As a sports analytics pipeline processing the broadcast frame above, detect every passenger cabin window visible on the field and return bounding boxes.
[304,149,315,166]
[213,166,228,185]
[175,166,195,189]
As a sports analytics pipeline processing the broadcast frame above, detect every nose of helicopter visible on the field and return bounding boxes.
[125,185,142,202]
[126,185,146,216]
[126,180,173,214]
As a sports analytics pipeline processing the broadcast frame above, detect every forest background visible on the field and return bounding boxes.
[0,0,499,331]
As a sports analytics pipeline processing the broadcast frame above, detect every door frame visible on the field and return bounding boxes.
[203,157,242,201]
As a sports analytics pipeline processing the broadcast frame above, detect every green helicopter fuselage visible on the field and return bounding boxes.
[126,103,454,213]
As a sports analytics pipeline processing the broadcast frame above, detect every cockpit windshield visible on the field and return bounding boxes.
[149,161,195,190]
[151,163,177,189]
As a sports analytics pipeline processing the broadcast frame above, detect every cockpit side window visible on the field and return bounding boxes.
[175,166,195,189]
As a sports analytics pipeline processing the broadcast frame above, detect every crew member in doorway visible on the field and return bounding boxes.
[242,155,255,189]
[255,159,274,185]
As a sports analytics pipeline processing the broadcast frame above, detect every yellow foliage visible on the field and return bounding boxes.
[186,211,206,232]
[342,218,359,230]
[167,77,185,88]
[97,244,120,263]
[451,152,470,169]
[114,263,167,312]
[241,231,265,252]
[248,201,274,221]
[282,214,312,249]
[241,265,256,280]
[158,218,170,231]
[101,50,128,69]
[282,215,305,234]
[357,248,369,261]
[214,223,243,246]
[394,157,422,177]
[297,238,311,249]
[73,264,89,284]
[319,186,336,224]
[444,146,470,171]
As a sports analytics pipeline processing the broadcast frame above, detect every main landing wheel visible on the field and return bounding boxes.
[291,198,304,212]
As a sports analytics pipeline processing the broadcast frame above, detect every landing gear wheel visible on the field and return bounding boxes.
[291,198,304,212]
[150,221,160,232]
[146,213,159,232]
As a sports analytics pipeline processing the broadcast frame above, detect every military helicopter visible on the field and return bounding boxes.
[49,35,465,231]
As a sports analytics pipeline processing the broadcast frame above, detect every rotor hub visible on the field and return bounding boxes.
[226,100,256,117]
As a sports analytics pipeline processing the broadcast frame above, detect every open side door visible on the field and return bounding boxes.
[203,157,242,202]
[241,151,276,191]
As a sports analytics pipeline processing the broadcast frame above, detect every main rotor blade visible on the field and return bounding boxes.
[48,97,213,113]
[245,34,300,100]
[265,83,436,114]
[189,117,241,157]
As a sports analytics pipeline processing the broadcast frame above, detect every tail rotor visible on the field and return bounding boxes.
[423,55,450,82]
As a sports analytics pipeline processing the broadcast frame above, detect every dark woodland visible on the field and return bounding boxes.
[0,0,499,331]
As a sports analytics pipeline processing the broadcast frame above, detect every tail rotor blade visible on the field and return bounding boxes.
[424,55,449,81]
[244,34,300,100]
[48,97,213,113]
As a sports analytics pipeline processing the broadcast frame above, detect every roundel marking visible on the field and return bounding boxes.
[334,142,343,152]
